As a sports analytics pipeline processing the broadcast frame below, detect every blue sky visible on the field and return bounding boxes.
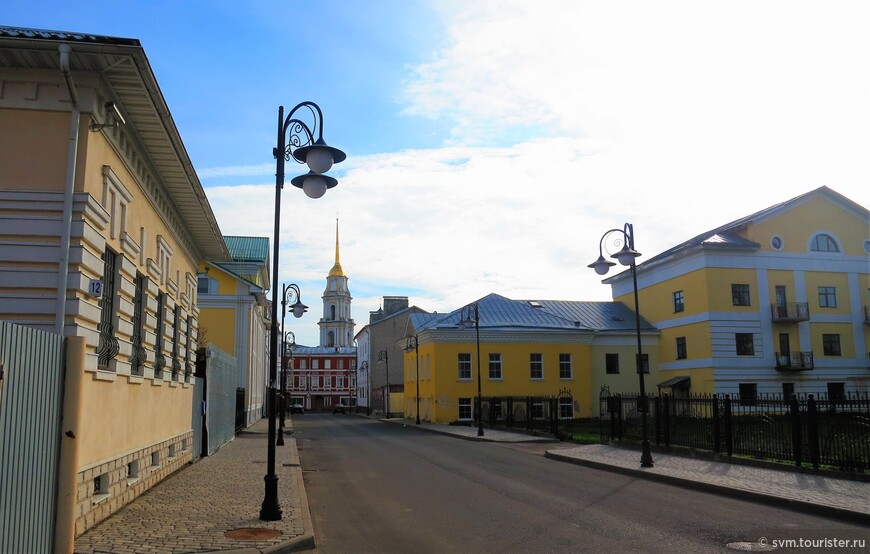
[4,1,870,346]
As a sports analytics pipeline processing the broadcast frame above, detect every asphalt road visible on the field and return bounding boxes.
[295,414,868,553]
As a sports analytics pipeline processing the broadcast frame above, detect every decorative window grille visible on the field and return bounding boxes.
[154,292,166,378]
[130,274,147,375]
[97,248,120,370]
[171,305,181,380]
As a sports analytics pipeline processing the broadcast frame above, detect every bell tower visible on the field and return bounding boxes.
[319,219,354,347]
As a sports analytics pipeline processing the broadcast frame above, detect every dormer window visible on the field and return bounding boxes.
[810,233,839,252]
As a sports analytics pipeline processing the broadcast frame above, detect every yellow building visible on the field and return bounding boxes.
[0,27,229,545]
[604,186,869,399]
[198,236,270,427]
[402,293,659,423]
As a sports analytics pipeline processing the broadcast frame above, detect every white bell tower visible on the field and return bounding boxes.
[319,219,354,347]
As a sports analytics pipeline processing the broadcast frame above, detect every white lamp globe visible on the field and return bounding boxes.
[302,175,328,199]
[306,147,334,174]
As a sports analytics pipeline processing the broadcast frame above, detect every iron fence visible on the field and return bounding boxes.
[477,393,574,439]
[600,389,870,473]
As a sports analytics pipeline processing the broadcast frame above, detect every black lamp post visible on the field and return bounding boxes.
[589,222,653,468]
[378,349,389,418]
[261,102,345,522]
[277,327,298,446]
[278,284,305,446]
[405,336,421,424]
[359,361,370,416]
[459,302,484,437]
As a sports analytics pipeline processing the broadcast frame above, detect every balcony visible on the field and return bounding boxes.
[770,302,810,323]
[775,351,814,371]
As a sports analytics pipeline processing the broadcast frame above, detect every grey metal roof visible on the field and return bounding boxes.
[0,26,229,261]
[410,293,654,334]
[290,345,356,356]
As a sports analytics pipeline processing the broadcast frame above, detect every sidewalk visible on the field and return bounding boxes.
[74,418,314,554]
[388,417,870,525]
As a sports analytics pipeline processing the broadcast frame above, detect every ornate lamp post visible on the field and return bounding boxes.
[458,302,484,437]
[378,350,389,418]
[405,336,421,424]
[589,222,653,468]
[277,326,298,446]
[261,102,345,522]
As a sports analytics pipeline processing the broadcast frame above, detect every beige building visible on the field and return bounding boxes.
[0,27,229,547]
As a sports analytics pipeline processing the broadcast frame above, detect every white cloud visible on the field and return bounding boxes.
[205,0,870,346]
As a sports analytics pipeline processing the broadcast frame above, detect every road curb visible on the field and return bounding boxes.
[544,450,870,526]
[380,418,560,443]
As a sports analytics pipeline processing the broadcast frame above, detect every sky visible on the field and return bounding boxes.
[4,1,870,347]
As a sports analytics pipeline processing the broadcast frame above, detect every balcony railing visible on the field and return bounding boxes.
[775,351,814,371]
[770,302,810,322]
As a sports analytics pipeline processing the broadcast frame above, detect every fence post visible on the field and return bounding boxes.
[616,394,623,441]
[663,394,671,447]
[789,393,802,467]
[507,396,513,428]
[549,397,557,435]
[807,394,820,470]
[724,394,733,456]
[654,396,661,445]
[526,396,532,431]
[712,394,721,454]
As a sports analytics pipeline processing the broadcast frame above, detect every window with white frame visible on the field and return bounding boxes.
[810,233,839,252]
[458,398,472,421]
[458,353,472,380]
[559,398,573,419]
[818,286,837,308]
[530,353,543,379]
[488,353,502,379]
[559,354,572,379]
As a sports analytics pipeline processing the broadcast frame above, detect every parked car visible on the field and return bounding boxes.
[290,403,305,415]
[332,404,347,414]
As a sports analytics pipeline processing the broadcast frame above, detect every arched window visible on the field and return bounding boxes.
[330,305,337,320]
[810,233,840,252]
[327,331,335,347]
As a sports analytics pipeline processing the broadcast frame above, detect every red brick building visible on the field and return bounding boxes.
[285,346,357,411]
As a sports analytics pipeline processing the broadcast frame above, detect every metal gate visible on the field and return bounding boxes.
[0,321,66,554]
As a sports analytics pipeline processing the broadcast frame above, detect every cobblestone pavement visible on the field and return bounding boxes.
[546,443,870,524]
[74,418,312,554]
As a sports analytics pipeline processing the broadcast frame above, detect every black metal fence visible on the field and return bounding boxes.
[477,392,574,439]
[600,389,870,473]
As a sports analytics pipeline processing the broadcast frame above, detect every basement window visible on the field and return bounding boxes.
[127,461,140,486]
[93,472,110,504]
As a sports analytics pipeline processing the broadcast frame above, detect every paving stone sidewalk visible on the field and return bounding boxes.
[546,443,870,525]
[74,418,313,554]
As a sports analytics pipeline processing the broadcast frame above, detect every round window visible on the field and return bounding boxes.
[771,236,783,250]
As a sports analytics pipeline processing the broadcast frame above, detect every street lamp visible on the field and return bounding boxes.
[359,361,370,416]
[262,102,345,522]
[378,349,389,418]
[589,222,653,468]
[405,336,421,424]
[277,326,298,447]
[458,302,484,437]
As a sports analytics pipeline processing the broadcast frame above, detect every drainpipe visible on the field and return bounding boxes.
[57,43,79,336]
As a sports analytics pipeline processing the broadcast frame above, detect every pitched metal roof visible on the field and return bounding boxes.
[0,26,229,261]
[606,186,868,282]
[224,236,269,263]
[410,293,654,334]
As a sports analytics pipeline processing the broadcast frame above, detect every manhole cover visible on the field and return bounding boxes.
[726,541,776,551]
[224,528,282,541]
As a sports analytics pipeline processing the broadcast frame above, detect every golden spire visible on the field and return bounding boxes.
[329,218,345,277]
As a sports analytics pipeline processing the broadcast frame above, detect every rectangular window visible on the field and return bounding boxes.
[458,353,471,380]
[488,353,502,380]
[731,284,751,306]
[827,382,845,401]
[818,286,837,308]
[559,398,573,419]
[531,400,544,420]
[673,290,684,313]
[822,334,841,356]
[130,274,147,376]
[171,305,181,381]
[559,354,572,379]
[782,382,795,398]
[636,353,650,374]
[458,398,472,421]
[676,337,687,360]
[154,291,166,378]
[529,353,543,379]
[605,353,619,374]
[97,248,119,370]
[739,383,758,405]
[735,333,755,356]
